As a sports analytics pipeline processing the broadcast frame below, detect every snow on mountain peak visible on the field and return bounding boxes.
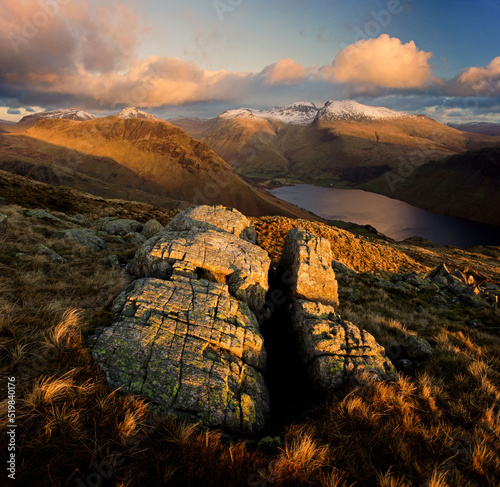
[317,99,412,121]
[19,108,96,124]
[219,100,413,125]
[116,107,161,121]
[219,102,318,125]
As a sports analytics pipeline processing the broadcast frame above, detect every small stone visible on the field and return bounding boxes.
[103,255,121,267]
[400,335,433,360]
[56,229,106,251]
[93,217,143,236]
[426,264,449,281]
[0,214,7,235]
[36,244,67,263]
[142,219,164,239]
[26,209,66,224]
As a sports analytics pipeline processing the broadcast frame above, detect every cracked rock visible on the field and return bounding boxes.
[277,228,339,308]
[166,205,257,244]
[291,300,396,392]
[131,229,270,313]
[90,276,270,435]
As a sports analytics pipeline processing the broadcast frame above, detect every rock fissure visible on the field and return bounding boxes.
[89,206,394,436]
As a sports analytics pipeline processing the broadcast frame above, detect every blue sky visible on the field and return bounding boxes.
[0,0,499,122]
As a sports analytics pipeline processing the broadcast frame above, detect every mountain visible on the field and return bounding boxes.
[171,99,500,185]
[0,116,318,219]
[116,107,162,122]
[0,119,16,126]
[361,146,500,226]
[447,122,500,136]
[18,108,96,125]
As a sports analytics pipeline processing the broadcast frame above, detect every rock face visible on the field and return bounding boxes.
[166,205,257,244]
[291,301,396,391]
[90,206,271,435]
[91,276,269,435]
[131,229,270,313]
[278,228,394,393]
[277,228,339,308]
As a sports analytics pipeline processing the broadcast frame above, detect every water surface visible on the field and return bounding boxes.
[270,184,500,247]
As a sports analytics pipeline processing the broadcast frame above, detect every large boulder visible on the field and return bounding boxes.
[90,275,270,435]
[131,229,270,313]
[94,217,143,236]
[166,206,257,244]
[277,228,339,308]
[291,300,396,392]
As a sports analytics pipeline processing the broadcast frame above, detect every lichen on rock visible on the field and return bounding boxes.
[90,276,270,435]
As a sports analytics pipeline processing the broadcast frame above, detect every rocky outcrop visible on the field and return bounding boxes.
[131,229,270,313]
[292,301,395,391]
[278,228,394,393]
[90,276,269,435]
[166,205,257,244]
[277,228,339,308]
[90,206,271,435]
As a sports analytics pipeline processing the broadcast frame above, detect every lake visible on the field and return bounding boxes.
[270,184,500,247]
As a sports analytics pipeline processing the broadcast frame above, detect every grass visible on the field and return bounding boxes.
[1,201,499,486]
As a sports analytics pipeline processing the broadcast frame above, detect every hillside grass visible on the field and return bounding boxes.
[1,204,499,486]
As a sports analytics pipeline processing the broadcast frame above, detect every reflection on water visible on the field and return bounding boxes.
[270,184,500,247]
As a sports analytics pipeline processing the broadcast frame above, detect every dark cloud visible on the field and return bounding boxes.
[7,108,21,115]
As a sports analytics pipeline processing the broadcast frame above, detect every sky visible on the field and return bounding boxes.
[0,0,499,122]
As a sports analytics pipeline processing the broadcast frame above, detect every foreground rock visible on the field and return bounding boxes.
[277,228,339,308]
[166,205,257,244]
[90,275,270,435]
[131,229,270,313]
[292,301,396,391]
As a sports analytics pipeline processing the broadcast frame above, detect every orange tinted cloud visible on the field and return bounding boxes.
[320,35,434,91]
[454,57,500,96]
[261,58,307,86]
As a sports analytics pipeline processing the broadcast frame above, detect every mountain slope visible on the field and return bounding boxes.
[362,146,500,225]
[1,117,317,219]
[171,100,500,186]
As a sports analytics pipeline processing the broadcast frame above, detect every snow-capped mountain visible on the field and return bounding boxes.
[116,107,161,122]
[220,102,318,125]
[316,100,414,122]
[18,108,96,124]
[219,99,414,125]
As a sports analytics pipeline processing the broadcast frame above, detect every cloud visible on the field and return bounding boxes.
[7,108,21,115]
[261,58,308,86]
[449,57,500,97]
[319,34,435,92]
[0,0,144,81]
